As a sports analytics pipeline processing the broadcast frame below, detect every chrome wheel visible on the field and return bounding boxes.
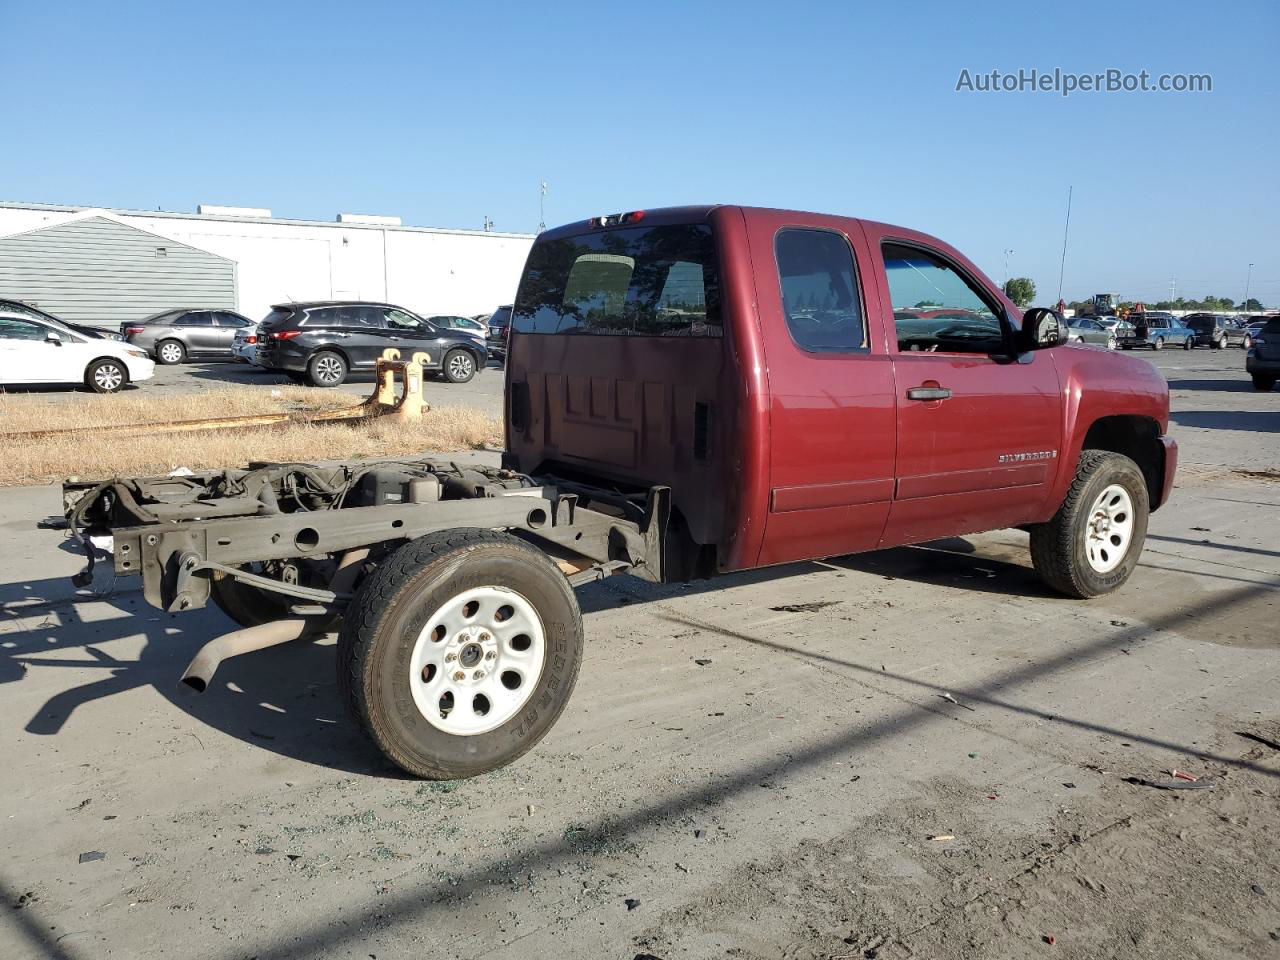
[1106,336,1117,350]
[311,353,346,386]
[92,362,124,392]
[1084,484,1134,574]
[408,585,546,736]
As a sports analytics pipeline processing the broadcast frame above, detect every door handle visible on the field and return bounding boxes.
[906,385,952,401]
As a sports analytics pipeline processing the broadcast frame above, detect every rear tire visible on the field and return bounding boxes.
[1030,451,1149,599]
[1151,337,1164,351]
[1182,336,1192,350]
[1242,335,1252,349]
[338,529,584,779]
[156,339,186,365]
[85,358,127,393]
[308,350,347,387]
[1253,375,1276,392]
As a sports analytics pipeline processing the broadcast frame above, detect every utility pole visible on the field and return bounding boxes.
[1056,185,1073,302]
[539,180,548,233]
[1244,262,1254,312]
[1003,249,1014,287]
[1170,277,1177,303]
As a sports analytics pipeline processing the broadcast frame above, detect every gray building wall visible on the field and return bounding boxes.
[0,216,235,328]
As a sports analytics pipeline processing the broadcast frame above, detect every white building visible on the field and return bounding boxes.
[0,201,535,330]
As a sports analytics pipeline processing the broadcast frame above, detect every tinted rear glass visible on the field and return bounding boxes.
[260,309,296,329]
[513,224,720,337]
[1186,317,1212,330]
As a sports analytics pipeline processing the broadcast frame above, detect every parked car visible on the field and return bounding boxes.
[122,309,254,364]
[1066,317,1118,349]
[1246,317,1280,391]
[1183,313,1252,349]
[486,305,513,360]
[429,314,487,335]
[63,204,1177,779]
[0,298,123,340]
[1117,313,1194,350]
[255,301,488,387]
[0,310,154,393]
[231,324,261,365]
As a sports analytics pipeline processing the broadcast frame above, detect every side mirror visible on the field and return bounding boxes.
[45,331,62,345]
[1019,308,1068,351]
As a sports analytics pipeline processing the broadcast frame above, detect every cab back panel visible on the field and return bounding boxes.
[506,333,729,544]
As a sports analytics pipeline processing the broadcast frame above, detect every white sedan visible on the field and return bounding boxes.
[0,311,155,392]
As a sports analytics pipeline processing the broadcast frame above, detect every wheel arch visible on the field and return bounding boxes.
[1080,415,1168,509]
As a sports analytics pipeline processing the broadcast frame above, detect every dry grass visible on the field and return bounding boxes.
[0,388,502,486]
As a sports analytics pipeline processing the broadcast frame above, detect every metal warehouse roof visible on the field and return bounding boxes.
[0,200,536,240]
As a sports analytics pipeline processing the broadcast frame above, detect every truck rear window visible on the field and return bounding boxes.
[513,224,721,337]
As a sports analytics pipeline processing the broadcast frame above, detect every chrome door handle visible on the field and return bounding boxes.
[906,386,952,401]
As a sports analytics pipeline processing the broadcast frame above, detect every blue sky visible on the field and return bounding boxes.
[2,0,1276,304]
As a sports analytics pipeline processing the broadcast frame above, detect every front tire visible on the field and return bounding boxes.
[1253,375,1276,392]
[1242,335,1252,349]
[1030,451,1149,599]
[338,529,584,779]
[1106,336,1117,351]
[308,350,348,387]
[85,358,127,393]
[156,339,186,365]
[443,348,477,384]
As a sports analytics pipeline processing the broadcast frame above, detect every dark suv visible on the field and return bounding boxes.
[255,301,488,387]
[1184,313,1252,349]
[486,305,512,361]
[1246,317,1280,391]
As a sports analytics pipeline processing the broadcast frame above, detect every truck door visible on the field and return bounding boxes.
[868,234,1062,547]
[746,213,897,566]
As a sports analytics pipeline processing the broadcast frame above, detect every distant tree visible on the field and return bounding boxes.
[1244,298,1263,312]
[1003,277,1036,308]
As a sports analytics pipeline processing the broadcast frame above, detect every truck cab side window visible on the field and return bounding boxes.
[882,243,1006,355]
[774,228,866,353]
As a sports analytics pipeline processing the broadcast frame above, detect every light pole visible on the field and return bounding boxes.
[1003,248,1014,288]
[1244,262,1254,313]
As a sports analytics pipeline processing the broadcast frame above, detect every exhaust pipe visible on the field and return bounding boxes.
[181,619,310,693]
[181,548,371,693]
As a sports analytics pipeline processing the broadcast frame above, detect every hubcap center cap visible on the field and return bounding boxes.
[458,642,483,668]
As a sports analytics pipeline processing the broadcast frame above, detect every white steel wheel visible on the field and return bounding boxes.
[1084,483,1134,574]
[408,586,545,736]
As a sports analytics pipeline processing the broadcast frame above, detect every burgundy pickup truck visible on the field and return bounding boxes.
[62,205,1176,779]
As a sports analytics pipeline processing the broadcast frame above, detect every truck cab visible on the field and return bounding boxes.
[504,205,1175,578]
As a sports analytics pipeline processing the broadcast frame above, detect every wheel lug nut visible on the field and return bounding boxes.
[445,653,456,662]
[485,650,496,660]
[473,670,485,680]
[479,632,492,643]
[453,671,465,681]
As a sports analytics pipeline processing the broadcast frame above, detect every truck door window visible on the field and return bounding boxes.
[513,224,721,337]
[882,243,1006,354]
[774,229,866,353]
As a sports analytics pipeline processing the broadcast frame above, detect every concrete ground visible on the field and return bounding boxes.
[1,346,1277,960]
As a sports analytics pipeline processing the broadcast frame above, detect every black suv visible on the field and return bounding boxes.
[486,304,512,361]
[1184,313,1252,349]
[1246,317,1280,391]
[256,301,488,387]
